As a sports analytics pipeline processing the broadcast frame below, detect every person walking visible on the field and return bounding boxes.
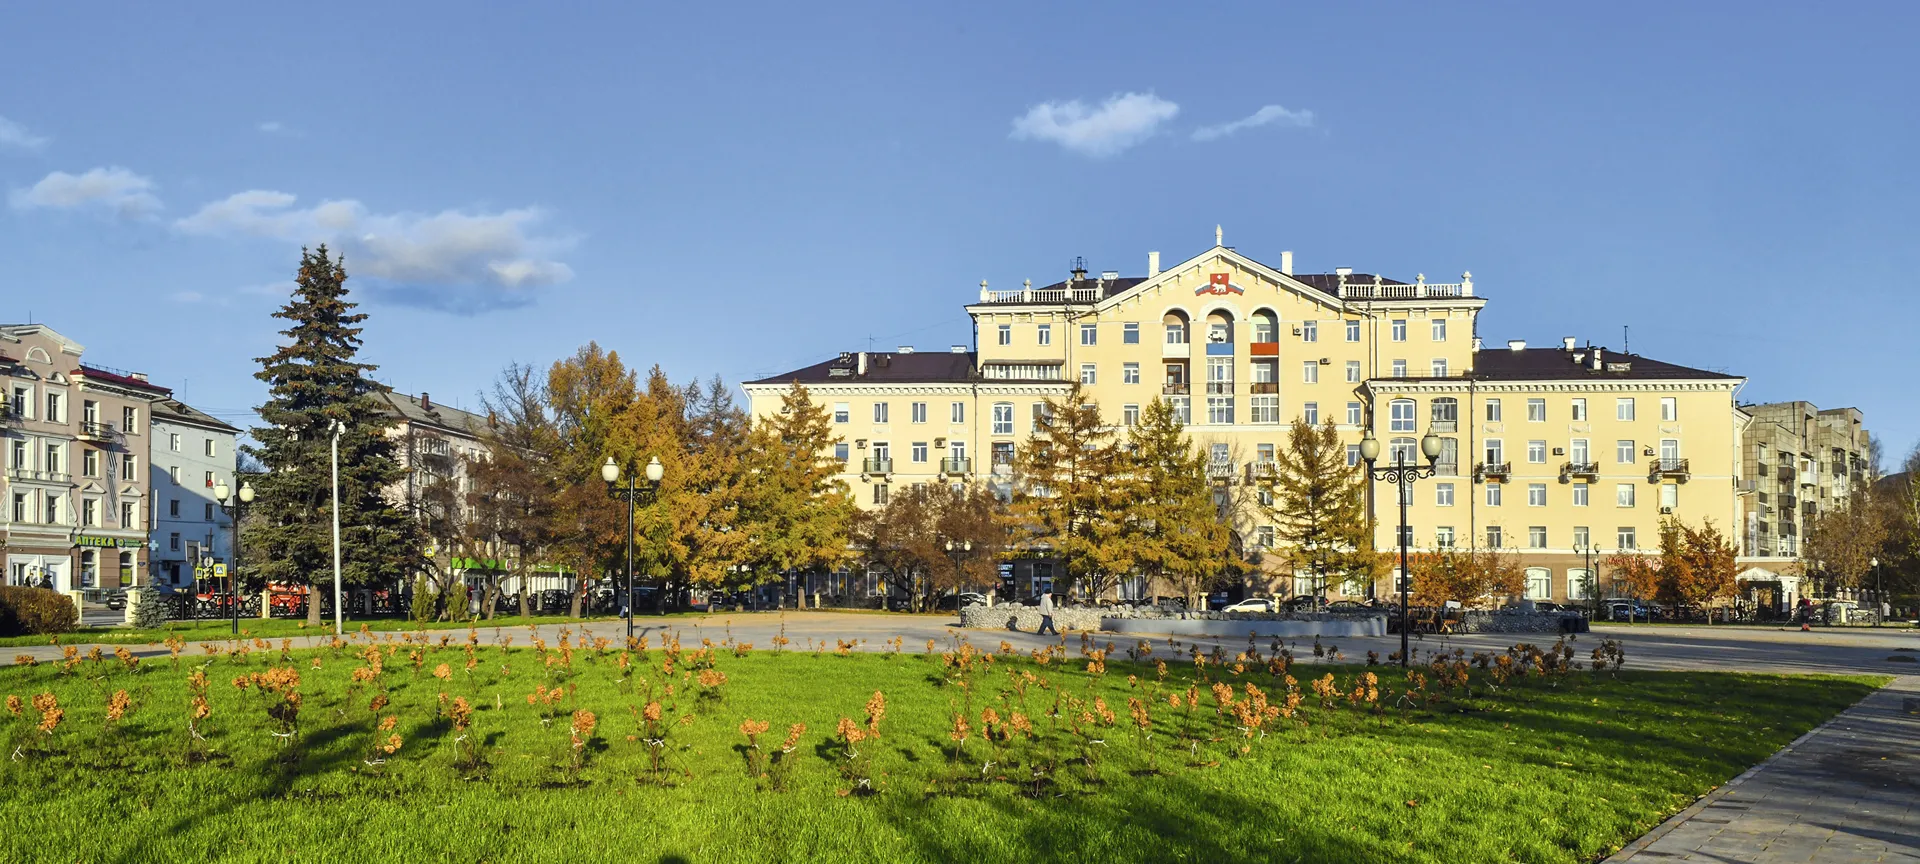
[1036,590,1059,636]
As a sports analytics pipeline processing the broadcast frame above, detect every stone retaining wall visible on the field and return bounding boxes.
[1447,611,1588,634]
[959,605,1104,633]
[957,604,1387,638]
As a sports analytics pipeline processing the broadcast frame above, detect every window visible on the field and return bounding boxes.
[1389,437,1417,465]
[83,449,99,477]
[1529,527,1547,549]
[1208,321,1231,343]
[1617,484,1636,507]
[1396,525,1415,547]
[1123,323,1139,344]
[204,470,215,488]
[1122,362,1140,384]
[82,399,99,426]
[1256,526,1275,549]
[911,442,928,463]
[1301,362,1318,384]
[872,442,890,464]
[45,391,63,424]
[1390,359,1407,377]
[1616,440,1635,464]
[996,324,1011,346]
[1122,404,1140,426]
[1487,483,1503,507]
[1390,399,1416,432]
[1438,437,1459,476]
[1485,399,1502,422]
[1431,358,1447,377]
[1528,440,1546,463]
[1617,527,1637,550]
[1436,483,1455,506]
[1346,402,1362,426]
[169,499,180,518]
[1660,397,1677,422]
[1570,398,1587,421]
[1345,320,1360,342]
[170,432,182,452]
[11,492,26,523]
[873,403,889,423]
[1030,402,1051,431]
[1660,438,1680,466]
[949,441,966,461]
[45,493,61,525]
[120,501,135,527]
[1573,483,1589,507]
[1568,568,1591,600]
[1036,325,1052,346]
[834,443,849,463]
[1486,525,1503,548]
[204,502,215,521]
[169,532,181,552]
[1346,444,1361,466]
[1169,397,1190,425]
[1080,323,1098,346]
[1435,527,1455,549]
[1484,439,1504,465]
[1345,361,1361,383]
[873,485,889,506]
[119,453,134,478]
[44,443,61,475]
[1616,398,1635,421]
[911,402,927,424]
[991,403,1013,435]
[1431,318,1447,341]
[1209,443,1230,467]
[1661,483,1678,510]
[1572,526,1591,550]
[1525,567,1551,599]
[82,498,99,527]
[1207,396,1235,425]
[1570,438,1589,464]
[1301,321,1318,342]
[1528,483,1547,506]
[122,406,139,434]
[8,440,22,469]
[1430,397,1458,427]
[1302,402,1318,425]
[9,385,29,420]
[833,403,849,424]
[1165,321,1187,344]
[1391,319,1407,342]
[1527,399,1545,422]
[1079,364,1097,385]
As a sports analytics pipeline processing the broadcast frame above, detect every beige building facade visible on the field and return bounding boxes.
[744,239,1748,605]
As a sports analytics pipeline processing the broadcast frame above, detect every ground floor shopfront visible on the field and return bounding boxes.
[3,530,148,593]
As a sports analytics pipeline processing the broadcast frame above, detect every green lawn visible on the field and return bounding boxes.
[0,614,627,648]
[0,632,1883,864]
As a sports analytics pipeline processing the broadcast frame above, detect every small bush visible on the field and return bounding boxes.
[0,586,78,636]
[129,585,167,629]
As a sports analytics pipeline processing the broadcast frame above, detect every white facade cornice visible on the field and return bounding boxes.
[1365,378,1743,395]
[744,381,1071,398]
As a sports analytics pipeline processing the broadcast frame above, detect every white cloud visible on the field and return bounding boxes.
[168,290,205,304]
[0,115,48,151]
[256,121,299,136]
[1009,92,1179,157]
[1191,104,1315,142]
[9,166,162,217]
[176,190,575,314]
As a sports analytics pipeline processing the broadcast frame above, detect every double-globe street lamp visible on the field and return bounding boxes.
[213,479,255,636]
[1358,427,1443,669]
[602,456,664,643]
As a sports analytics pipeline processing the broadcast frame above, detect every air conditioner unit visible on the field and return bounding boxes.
[1318,358,1331,365]
[1552,447,1565,456]
[1291,327,1302,336]
[854,439,867,449]
[933,438,946,448]
[1660,506,1673,515]
[1643,447,1656,457]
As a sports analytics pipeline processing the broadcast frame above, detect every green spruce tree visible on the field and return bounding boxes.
[1117,399,1232,607]
[246,247,422,624]
[1260,419,1374,604]
[1011,383,1128,599]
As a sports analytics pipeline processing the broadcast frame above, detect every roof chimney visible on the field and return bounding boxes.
[896,346,915,354]
[1147,251,1160,278]
[1334,267,1353,277]
[1279,251,1293,276]
[1562,337,1576,351]
[1472,336,1483,352]
[1507,340,1527,351]
[949,345,967,354]
[1590,348,1603,371]
[131,372,149,382]
[856,352,868,376]
[421,392,431,410]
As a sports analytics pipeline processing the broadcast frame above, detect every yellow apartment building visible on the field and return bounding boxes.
[742,237,1746,604]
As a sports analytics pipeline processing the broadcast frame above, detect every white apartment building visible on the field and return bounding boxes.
[147,398,240,590]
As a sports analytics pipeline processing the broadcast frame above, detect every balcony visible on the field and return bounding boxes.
[78,420,115,442]
[1803,500,1818,517]
[5,467,71,483]
[861,458,893,476]
[1561,461,1600,481]
[0,403,15,426]
[939,457,971,476]
[1249,341,1279,357]
[1162,340,1190,359]
[1206,461,1237,482]
[1249,382,1278,394]
[1161,383,1190,396]
[1244,461,1278,483]
[1429,419,1457,433]
[1776,465,1794,483]
[1476,462,1512,482]
[1649,457,1690,481]
[1205,382,1236,395]
[1337,272,1472,300]
[1779,493,1797,511]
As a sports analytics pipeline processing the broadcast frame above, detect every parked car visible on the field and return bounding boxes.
[103,590,127,611]
[1283,595,1322,613]
[934,592,988,611]
[1220,598,1276,614]
[1325,600,1367,613]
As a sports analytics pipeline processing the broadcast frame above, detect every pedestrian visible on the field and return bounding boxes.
[1037,591,1059,636]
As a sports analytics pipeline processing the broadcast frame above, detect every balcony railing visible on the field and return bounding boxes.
[5,467,71,483]
[1476,461,1512,482]
[1428,419,1457,433]
[1205,382,1236,395]
[1161,383,1190,396]
[862,458,893,476]
[78,420,115,441]
[1249,382,1278,394]
[939,457,971,476]
[1206,461,1237,481]
[977,284,1105,304]
[1561,460,1599,480]
[1244,461,1277,483]
[1649,457,1690,481]
[0,403,16,424]
[1336,272,1472,300]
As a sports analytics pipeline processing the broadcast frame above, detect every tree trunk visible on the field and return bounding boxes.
[569,573,584,618]
[516,563,531,618]
[482,576,499,621]
[305,579,322,626]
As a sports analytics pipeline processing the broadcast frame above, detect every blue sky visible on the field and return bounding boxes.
[4,2,1918,460]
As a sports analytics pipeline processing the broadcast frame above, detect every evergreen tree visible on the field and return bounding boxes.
[1260,419,1373,604]
[676,376,750,589]
[1116,399,1231,607]
[739,384,855,586]
[245,247,421,624]
[1011,384,1128,599]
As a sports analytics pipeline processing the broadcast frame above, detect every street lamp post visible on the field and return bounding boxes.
[1359,427,1443,669]
[602,456,664,644]
[1576,540,1598,622]
[214,479,255,636]
[943,538,974,608]
[1871,556,1882,627]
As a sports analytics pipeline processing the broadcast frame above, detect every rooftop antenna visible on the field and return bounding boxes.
[1623,325,1629,355]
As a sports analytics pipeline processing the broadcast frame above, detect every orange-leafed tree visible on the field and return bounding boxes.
[1407,547,1525,608]
[1655,518,1739,613]
[1603,550,1661,622]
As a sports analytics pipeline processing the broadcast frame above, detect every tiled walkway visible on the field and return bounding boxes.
[1609,675,1920,863]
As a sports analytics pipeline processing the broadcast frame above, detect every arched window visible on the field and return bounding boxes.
[1251,310,1278,343]
[1162,311,1190,346]
[1429,397,1458,427]
[1524,567,1552,600]
[1389,437,1417,465]
[1389,399,1417,433]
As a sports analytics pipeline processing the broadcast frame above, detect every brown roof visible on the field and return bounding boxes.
[1374,346,1739,383]
[76,364,172,395]
[748,351,978,385]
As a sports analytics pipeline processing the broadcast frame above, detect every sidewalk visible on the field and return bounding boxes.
[1609,675,1920,862]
